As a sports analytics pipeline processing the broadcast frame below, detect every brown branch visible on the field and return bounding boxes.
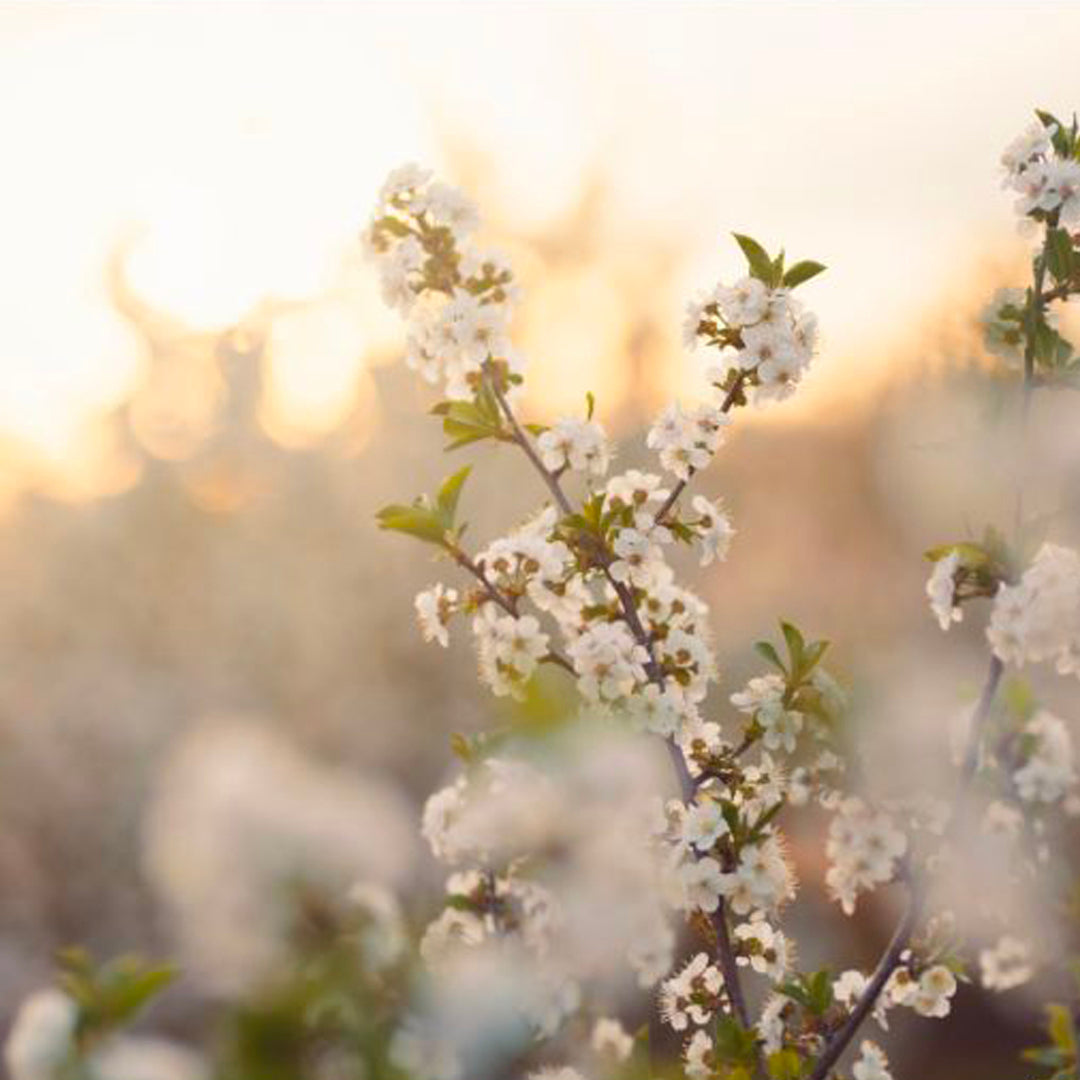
[806,654,1004,1080]
[453,549,576,674]
[654,371,747,526]
[484,361,758,1048]
[487,374,573,516]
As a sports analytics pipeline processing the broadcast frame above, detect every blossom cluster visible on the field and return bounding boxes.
[1001,117,1080,227]
[682,245,823,408]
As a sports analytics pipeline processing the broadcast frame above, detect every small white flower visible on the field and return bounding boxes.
[538,417,612,477]
[910,964,956,1018]
[3,989,78,1080]
[716,276,769,327]
[659,952,723,1030]
[415,583,458,647]
[1012,711,1076,803]
[682,797,730,852]
[379,162,432,204]
[1001,122,1052,180]
[678,856,726,913]
[852,1040,892,1080]
[417,181,481,239]
[590,1017,633,1062]
[926,552,962,631]
[825,798,907,915]
[684,1030,714,1080]
[979,935,1034,992]
[692,495,735,566]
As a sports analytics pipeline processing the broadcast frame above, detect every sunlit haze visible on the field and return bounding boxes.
[3,2,1078,488]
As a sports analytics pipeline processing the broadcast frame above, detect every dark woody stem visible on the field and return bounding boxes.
[654,371,748,527]
[806,654,1003,1080]
[482,361,758,1043]
[450,547,575,675]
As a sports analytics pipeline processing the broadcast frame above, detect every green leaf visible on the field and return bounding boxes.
[1048,1003,1077,1055]
[375,504,447,545]
[923,541,990,565]
[1037,108,1075,156]
[450,732,472,763]
[782,260,827,289]
[767,1048,803,1080]
[436,466,472,522]
[57,952,176,1037]
[433,401,505,450]
[800,640,830,675]
[585,391,595,420]
[807,968,834,1015]
[780,621,805,669]
[732,233,777,285]
[1035,319,1074,369]
[1047,228,1075,285]
[714,1015,758,1065]
[754,641,787,674]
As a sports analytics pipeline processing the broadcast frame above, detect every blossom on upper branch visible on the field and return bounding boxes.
[685,236,825,412]
[987,542,1080,674]
[1002,111,1080,226]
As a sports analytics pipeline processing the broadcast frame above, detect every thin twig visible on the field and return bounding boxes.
[486,360,758,1051]
[654,372,747,526]
[806,654,1004,1080]
[714,895,754,1030]
[453,549,576,674]
[805,891,923,1080]
[488,375,573,516]
[453,550,519,617]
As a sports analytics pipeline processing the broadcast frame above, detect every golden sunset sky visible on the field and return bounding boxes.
[2,1,1079,489]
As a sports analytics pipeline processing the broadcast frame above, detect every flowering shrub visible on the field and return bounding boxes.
[7,108,1080,1080]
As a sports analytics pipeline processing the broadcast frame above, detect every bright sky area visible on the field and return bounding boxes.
[2,1,1078,481]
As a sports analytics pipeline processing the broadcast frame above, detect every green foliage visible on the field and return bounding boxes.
[766,1047,804,1080]
[733,233,778,286]
[431,384,508,451]
[779,969,834,1017]
[1047,227,1076,285]
[924,525,1015,587]
[713,1014,759,1066]
[1002,676,1038,722]
[376,466,472,547]
[1023,1002,1079,1079]
[756,620,830,688]
[56,948,175,1042]
[782,260,827,289]
[732,234,826,291]
[1036,108,1080,159]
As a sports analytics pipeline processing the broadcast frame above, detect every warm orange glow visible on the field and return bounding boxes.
[3,3,1080,496]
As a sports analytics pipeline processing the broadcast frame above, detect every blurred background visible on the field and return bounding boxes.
[3,2,1080,1076]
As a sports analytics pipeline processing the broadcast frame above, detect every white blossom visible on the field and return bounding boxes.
[980,935,1034,991]
[852,1040,892,1080]
[683,1030,714,1080]
[716,276,769,327]
[692,495,735,566]
[926,552,962,631]
[590,1017,633,1062]
[566,622,649,702]
[909,965,957,1018]
[659,953,723,1030]
[3,990,78,1080]
[825,798,907,915]
[416,583,459,647]
[538,418,612,477]
[988,544,1080,675]
[1012,710,1076,804]
[678,856,726,914]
